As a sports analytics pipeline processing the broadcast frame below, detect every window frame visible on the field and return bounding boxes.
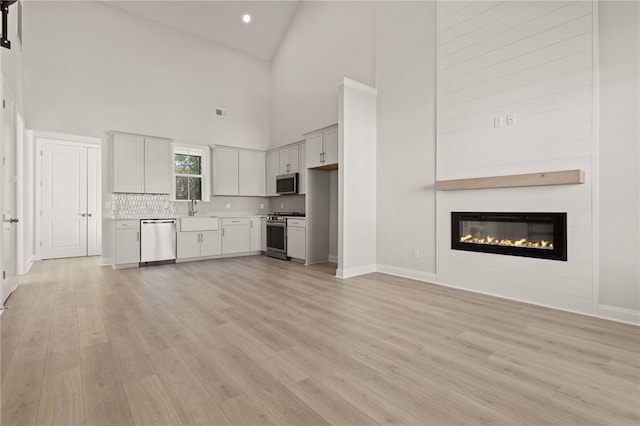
[172,144,210,202]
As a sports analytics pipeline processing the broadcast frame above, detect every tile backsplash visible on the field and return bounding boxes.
[112,193,187,218]
[111,193,299,218]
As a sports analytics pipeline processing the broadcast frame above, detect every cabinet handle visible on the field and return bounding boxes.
[136,231,140,242]
[222,228,225,237]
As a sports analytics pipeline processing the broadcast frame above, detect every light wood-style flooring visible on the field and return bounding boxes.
[2,255,639,425]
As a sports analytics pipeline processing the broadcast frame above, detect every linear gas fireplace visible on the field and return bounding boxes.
[451,212,567,261]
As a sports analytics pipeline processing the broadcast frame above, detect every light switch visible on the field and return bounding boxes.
[226,203,231,209]
[506,114,516,126]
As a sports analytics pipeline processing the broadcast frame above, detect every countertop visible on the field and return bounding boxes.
[112,214,268,220]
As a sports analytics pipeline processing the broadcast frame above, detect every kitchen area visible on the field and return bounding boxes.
[107,125,338,271]
[103,78,376,280]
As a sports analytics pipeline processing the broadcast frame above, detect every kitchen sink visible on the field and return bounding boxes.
[180,216,219,232]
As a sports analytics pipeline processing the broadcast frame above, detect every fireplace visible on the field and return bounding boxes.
[451,212,567,261]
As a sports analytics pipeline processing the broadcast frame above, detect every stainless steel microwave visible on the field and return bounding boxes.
[276,173,298,195]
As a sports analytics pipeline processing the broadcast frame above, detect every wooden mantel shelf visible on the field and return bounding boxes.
[435,169,585,191]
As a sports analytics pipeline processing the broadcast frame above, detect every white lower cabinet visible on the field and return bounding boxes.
[250,217,262,252]
[286,218,306,261]
[114,220,140,267]
[177,232,200,259]
[177,230,221,259]
[222,218,251,254]
[200,231,222,257]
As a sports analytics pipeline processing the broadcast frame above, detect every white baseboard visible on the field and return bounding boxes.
[376,264,437,284]
[375,264,638,327]
[18,259,34,275]
[598,305,640,326]
[328,254,338,263]
[336,264,377,279]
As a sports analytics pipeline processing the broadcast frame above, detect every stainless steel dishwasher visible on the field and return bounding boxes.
[140,219,177,263]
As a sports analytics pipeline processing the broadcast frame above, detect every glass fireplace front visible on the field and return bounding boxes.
[451,212,567,261]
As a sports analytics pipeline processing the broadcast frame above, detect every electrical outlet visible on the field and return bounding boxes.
[226,203,231,209]
[493,117,503,128]
[413,249,420,259]
[260,203,264,209]
[280,202,284,209]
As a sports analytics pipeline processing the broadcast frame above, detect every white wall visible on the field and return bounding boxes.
[2,1,26,279]
[2,0,24,116]
[270,1,375,147]
[597,1,640,316]
[23,2,271,150]
[375,2,437,279]
[337,79,377,278]
[435,1,596,314]
[20,127,35,273]
[329,170,338,262]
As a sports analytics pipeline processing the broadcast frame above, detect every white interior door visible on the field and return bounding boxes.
[41,142,88,259]
[87,147,101,256]
[1,86,17,304]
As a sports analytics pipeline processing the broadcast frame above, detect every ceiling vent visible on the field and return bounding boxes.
[215,108,229,118]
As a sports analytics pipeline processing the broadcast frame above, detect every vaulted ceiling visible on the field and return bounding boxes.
[107,1,300,61]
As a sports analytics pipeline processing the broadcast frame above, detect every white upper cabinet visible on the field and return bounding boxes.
[112,132,171,194]
[279,145,299,175]
[212,146,265,197]
[212,146,239,196]
[239,150,266,196]
[113,133,144,193]
[305,125,338,169]
[266,151,280,197]
[143,137,172,194]
[305,132,323,169]
[322,127,339,166]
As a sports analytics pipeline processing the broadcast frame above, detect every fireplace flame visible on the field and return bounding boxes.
[460,234,554,250]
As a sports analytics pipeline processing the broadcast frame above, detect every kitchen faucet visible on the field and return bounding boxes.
[188,199,198,216]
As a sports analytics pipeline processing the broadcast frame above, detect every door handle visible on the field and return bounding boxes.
[8,218,18,223]
[79,213,87,217]
[87,213,92,217]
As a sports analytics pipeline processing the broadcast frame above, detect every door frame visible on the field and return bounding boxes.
[35,132,101,261]
[15,112,26,274]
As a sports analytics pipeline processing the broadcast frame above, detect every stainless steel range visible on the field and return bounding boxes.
[265,212,305,260]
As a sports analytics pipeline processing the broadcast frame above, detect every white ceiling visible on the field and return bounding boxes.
[107,1,300,61]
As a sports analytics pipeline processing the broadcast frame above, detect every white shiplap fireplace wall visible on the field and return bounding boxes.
[435,1,596,314]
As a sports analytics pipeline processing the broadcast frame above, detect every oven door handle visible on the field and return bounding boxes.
[267,222,286,228]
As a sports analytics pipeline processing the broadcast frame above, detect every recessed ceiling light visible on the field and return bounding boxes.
[242,14,251,24]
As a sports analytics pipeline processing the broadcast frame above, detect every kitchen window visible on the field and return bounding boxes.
[173,145,210,201]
